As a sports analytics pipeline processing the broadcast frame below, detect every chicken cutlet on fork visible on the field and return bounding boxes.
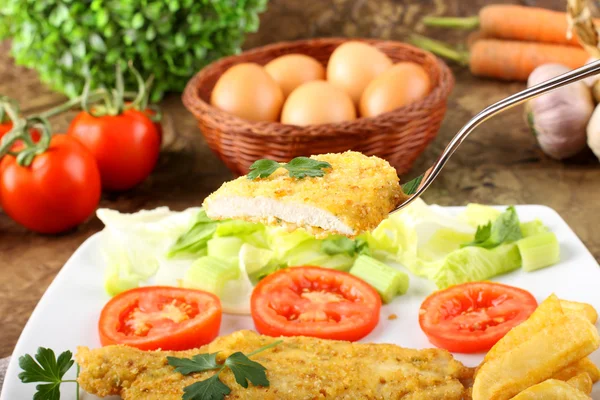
[76,330,473,400]
[203,151,406,238]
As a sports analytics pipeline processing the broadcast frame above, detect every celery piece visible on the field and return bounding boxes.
[184,256,240,295]
[520,219,549,238]
[350,255,409,303]
[517,232,560,272]
[207,236,243,266]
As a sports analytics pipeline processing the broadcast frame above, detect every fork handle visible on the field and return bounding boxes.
[392,59,600,213]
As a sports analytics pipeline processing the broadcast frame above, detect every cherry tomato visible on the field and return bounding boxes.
[0,135,101,234]
[419,282,538,353]
[143,108,163,145]
[124,103,163,144]
[67,109,160,191]
[99,286,222,351]
[251,266,381,341]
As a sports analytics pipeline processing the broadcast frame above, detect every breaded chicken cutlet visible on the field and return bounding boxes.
[77,330,473,400]
[203,151,406,238]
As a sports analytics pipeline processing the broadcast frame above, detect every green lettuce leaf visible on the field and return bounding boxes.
[428,243,522,289]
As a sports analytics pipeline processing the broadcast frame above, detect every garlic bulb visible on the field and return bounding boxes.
[526,64,594,160]
[587,104,600,161]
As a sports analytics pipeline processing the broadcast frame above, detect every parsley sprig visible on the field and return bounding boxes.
[18,347,79,400]
[401,175,424,195]
[461,206,522,249]
[247,157,331,180]
[167,340,282,400]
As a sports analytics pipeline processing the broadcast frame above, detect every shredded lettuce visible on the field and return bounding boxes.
[97,207,200,296]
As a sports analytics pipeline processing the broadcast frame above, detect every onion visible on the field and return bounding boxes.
[526,64,594,160]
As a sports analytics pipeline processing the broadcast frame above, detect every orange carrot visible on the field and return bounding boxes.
[411,35,590,81]
[423,5,598,47]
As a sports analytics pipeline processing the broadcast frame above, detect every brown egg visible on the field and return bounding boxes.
[281,81,356,126]
[265,54,326,98]
[210,63,284,122]
[360,62,431,118]
[326,41,393,105]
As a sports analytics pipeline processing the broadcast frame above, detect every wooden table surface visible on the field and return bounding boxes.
[1,0,598,359]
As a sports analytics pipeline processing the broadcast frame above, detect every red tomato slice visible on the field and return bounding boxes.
[251,266,381,341]
[99,286,222,351]
[419,282,537,353]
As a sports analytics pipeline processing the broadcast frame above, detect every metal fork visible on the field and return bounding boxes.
[390,59,600,214]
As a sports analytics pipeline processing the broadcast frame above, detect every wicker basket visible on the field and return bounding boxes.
[183,38,454,176]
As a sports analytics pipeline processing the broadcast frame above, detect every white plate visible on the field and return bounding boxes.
[3,205,600,399]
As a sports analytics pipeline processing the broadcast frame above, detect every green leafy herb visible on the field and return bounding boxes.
[168,210,219,258]
[284,157,331,179]
[168,340,282,400]
[18,347,79,400]
[461,206,522,249]
[401,175,423,195]
[182,375,231,400]
[224,352,269,388]
[248,157,331,180]
[168,353,220,375]
[321,236,371,257]
[247,159,282,180]
[0,0,268,101]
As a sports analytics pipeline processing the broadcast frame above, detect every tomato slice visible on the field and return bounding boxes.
[419,282,537,353]
[251,266,381,341]
[99,286,221,351]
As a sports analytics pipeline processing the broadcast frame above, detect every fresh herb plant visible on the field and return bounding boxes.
[167,340,281,400]
[248,157,332,180]
[18,347,79,400]
[0,0,268,100]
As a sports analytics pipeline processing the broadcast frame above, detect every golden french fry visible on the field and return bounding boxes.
[553,357,600,383]
[484,294,563,363]
[510,379,591,399]
[560,299,598,324]
[566,372,593,395]
[472,313,600,400]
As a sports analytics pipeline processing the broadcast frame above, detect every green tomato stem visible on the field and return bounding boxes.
[0,100,53,167]
[37,96,83,119]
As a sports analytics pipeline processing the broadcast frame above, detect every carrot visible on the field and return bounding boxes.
[411,35,590,81]
[423,4,599,47]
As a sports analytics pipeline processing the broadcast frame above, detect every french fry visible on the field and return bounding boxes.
[553,357,600,383]
[566,372,593,395]
[560,299,598,324]
[484,294,563,363]
[510,379,591,399]
[472,313,600,400]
